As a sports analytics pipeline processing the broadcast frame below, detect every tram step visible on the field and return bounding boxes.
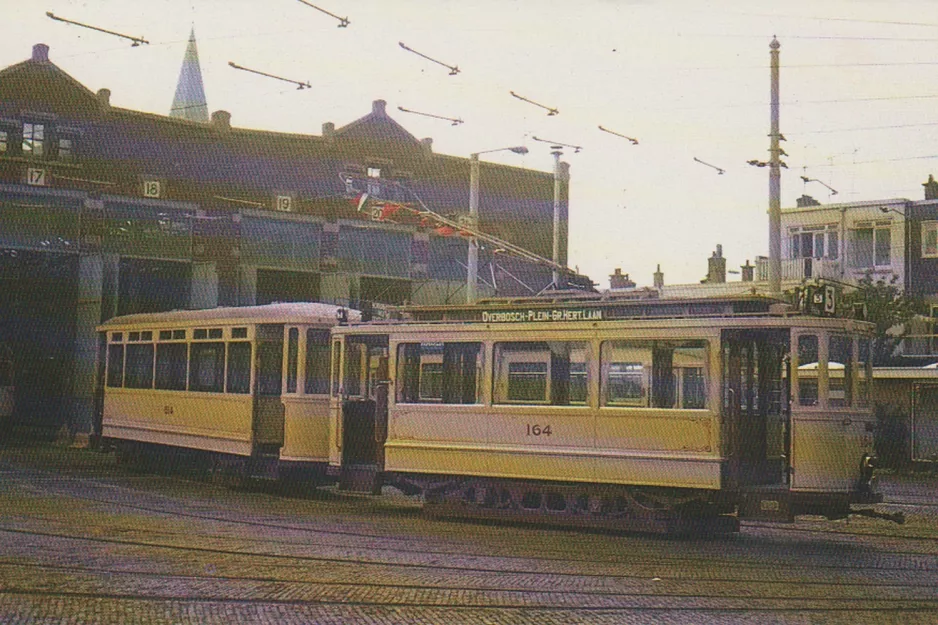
[339,464,381,494]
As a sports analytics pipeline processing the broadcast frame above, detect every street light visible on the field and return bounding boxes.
[467,146,529,303]
[801,176,838,196]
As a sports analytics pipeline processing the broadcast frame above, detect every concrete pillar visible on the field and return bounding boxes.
[238,265,257,306]
[190,261,219,309]
[70,253,104,439]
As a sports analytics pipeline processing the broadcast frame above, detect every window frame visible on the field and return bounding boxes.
[397,341,484,405]
[922,221,938,258]
[850,222,892,269]
[600,339,709,410]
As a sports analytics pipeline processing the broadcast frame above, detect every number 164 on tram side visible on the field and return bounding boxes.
[328,293,885,534]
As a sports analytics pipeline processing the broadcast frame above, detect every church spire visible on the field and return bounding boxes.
[170,28,208,122]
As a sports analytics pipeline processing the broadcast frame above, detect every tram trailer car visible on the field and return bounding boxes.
[329,293,882,534]
[98,303,359,484]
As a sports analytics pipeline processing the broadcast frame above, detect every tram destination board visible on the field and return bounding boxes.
[481,308,603,323]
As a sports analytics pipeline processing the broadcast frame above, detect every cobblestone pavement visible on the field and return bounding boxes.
[0,444,936,624]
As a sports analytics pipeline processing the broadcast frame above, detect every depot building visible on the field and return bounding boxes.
[0,42,578,438]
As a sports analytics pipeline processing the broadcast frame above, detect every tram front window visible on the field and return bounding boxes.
[797,335,819,406]
[829,335,854,407]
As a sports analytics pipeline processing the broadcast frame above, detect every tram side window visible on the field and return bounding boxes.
[493,341,589,406]
[125,343,154,389]
[305,329,330,395]
[331,341,342,396]
[106,343,124,388]
[155,343,187,390]
[286,328,299,393]
[227,342,251,394]
[189,342,225,393]
[601,340,707,409]
[829,335,854,407]
[797,335,819,406]
[398,342,483,404]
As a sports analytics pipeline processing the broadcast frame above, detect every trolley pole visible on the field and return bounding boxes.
[467,154,480,303]
[768,37,782,295]
[552,149,562,289]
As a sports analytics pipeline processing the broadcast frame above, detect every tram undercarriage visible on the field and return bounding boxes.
[390,474,740,535]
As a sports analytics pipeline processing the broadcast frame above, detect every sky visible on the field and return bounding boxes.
[3,0,938,287]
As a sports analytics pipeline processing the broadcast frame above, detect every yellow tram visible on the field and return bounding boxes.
[98,303,357,482]
[329,293,881,533]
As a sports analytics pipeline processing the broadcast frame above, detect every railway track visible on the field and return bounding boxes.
[2,461,937,622]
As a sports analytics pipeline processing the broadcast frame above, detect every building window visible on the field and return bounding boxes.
[850,223,891,269]
[367,167,381,178]
[0,130,8,153]
[22,123,44,157]
[789,226,838,260]
[923,221,938,258]
[57,138,73,162]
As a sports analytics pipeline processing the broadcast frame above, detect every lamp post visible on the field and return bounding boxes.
[467,146,528,303]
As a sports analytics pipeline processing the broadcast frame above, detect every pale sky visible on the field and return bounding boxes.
[4,1,938,286]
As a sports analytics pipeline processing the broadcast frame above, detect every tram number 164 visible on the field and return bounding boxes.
[526,424,552,437]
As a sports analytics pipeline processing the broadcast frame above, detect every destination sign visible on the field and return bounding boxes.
[481,309,603,323]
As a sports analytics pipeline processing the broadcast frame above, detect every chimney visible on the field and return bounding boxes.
[322,122,335,138]
[96,88,111,108]
[372,99,387,116]
[420,137,433,156]
[609,268,636,290]
[796,194,821,207]
[653,264,664,288]
[755,255,769,282]
[211,110,231,130]
[924,174,938,200]
[741,259,754,282]
[707,244,726,283]
[32,44,50,63]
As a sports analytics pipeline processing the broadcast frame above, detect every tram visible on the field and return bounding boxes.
[98,303,358,482]
[329,292,881,533]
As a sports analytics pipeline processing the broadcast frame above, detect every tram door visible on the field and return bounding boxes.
[722,330,790,488]
[253,324,285,453]
[339,334,389,490]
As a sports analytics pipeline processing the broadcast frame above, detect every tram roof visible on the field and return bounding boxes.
[399,291,796,323]
[98,302,358,330]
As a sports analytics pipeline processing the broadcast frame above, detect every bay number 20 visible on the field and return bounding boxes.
[526,424,552,437]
